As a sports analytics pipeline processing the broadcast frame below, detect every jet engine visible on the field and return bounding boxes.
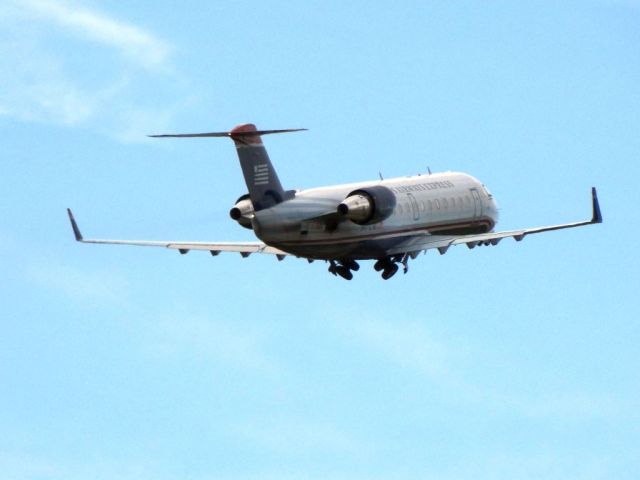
[229,194,254,229]
[337,186,396,225]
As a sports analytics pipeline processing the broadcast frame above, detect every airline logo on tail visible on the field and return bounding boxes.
[254,164,269,186]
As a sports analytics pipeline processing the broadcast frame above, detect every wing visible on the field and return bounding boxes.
[66,209,289,259]
[386,187,602,256]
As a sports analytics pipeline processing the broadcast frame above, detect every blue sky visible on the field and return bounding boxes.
[1,1,639,479]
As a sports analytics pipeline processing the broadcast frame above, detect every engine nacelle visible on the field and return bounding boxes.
[337,186,396,225]
[229,194,254,229]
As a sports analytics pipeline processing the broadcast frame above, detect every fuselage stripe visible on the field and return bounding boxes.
[272,217,495,247]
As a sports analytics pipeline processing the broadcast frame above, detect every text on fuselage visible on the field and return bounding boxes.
[390,180,455,194]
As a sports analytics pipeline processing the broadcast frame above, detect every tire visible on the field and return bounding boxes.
[381,263,399,280]
[336,266,353,280]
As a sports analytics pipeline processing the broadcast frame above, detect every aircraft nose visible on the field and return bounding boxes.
[491,198,500,219]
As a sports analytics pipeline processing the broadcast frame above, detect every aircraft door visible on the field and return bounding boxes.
[407,193,420,221]
[470,188,483,218]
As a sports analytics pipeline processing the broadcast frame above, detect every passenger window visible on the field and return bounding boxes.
[435,199,440,210]
[428,200,433,211]
[420,201,425,211]
[443,198,448,209]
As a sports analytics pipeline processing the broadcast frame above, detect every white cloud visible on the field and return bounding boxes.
[148,314,281,374]
[337,315,628,420]
[0,230,15,251]
[0,451,58,480]
[0,38,103,126]
[494,390,627,420]
[233,418,367,455]
[17,0,172,70]
[109,103,175,143]
[0,450,168,480]
[342,317,452,379]
[601,0,640,9]
[0,0,187,141]
[26,261,129,304]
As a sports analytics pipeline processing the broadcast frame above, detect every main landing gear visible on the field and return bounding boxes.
[374,255,407,280]
[328,255,410,280]
[328,259,360,280]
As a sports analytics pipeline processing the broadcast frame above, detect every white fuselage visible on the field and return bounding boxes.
[251,171,499,260]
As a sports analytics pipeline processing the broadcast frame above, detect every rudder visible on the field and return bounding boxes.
[230,124,287,211]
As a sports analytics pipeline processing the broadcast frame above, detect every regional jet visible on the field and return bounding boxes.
[67,124,602,280]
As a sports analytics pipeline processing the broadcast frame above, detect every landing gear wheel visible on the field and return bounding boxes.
[335,266,353,280]
[374,258,388,271]
[343,259,360,271]
[381,263,399,280]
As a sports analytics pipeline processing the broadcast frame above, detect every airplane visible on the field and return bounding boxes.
[67,123,602,280]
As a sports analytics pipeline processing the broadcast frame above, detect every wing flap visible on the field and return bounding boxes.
[66,209,289,257]
[164,242,287,256]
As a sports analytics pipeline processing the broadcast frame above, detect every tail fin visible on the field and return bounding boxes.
[230,124,288,210]
[150,124,305,211]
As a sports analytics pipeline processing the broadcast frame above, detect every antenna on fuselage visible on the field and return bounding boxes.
[379,172,384,180]
[427,166,432,175]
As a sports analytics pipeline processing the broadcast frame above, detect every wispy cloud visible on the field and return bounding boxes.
[480,389,629,420]
[0,451,59,480]
[0,450,169,480]
[600,0,640,9]
[344,317,452,379]
[233,418,367,455]
[148,314,281,374]
[25,261,129,304]
[18,0,172,70]
[0,0,189,141]
[0,38,107,126]
[0,229,15,251]
[338,314,631,420]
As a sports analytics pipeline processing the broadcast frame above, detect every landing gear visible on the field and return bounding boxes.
[328,260,337,276]
[335,265,353,280]
[375,254,411,280]
[373,257,399,280]
[342,259,360,272]
[381,262,399,280]
[327,259,358,280]
[327,256,411,280]
[401,253,409,274]
[373,258,387,272]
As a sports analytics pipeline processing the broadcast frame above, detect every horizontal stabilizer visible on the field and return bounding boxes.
[149,128,306,138]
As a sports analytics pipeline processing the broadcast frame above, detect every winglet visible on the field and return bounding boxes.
[591,187,603,224]
[67,208,83,241]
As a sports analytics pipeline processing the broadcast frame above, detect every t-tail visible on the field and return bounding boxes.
[228,124,290,210]
[150,123,306,211]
